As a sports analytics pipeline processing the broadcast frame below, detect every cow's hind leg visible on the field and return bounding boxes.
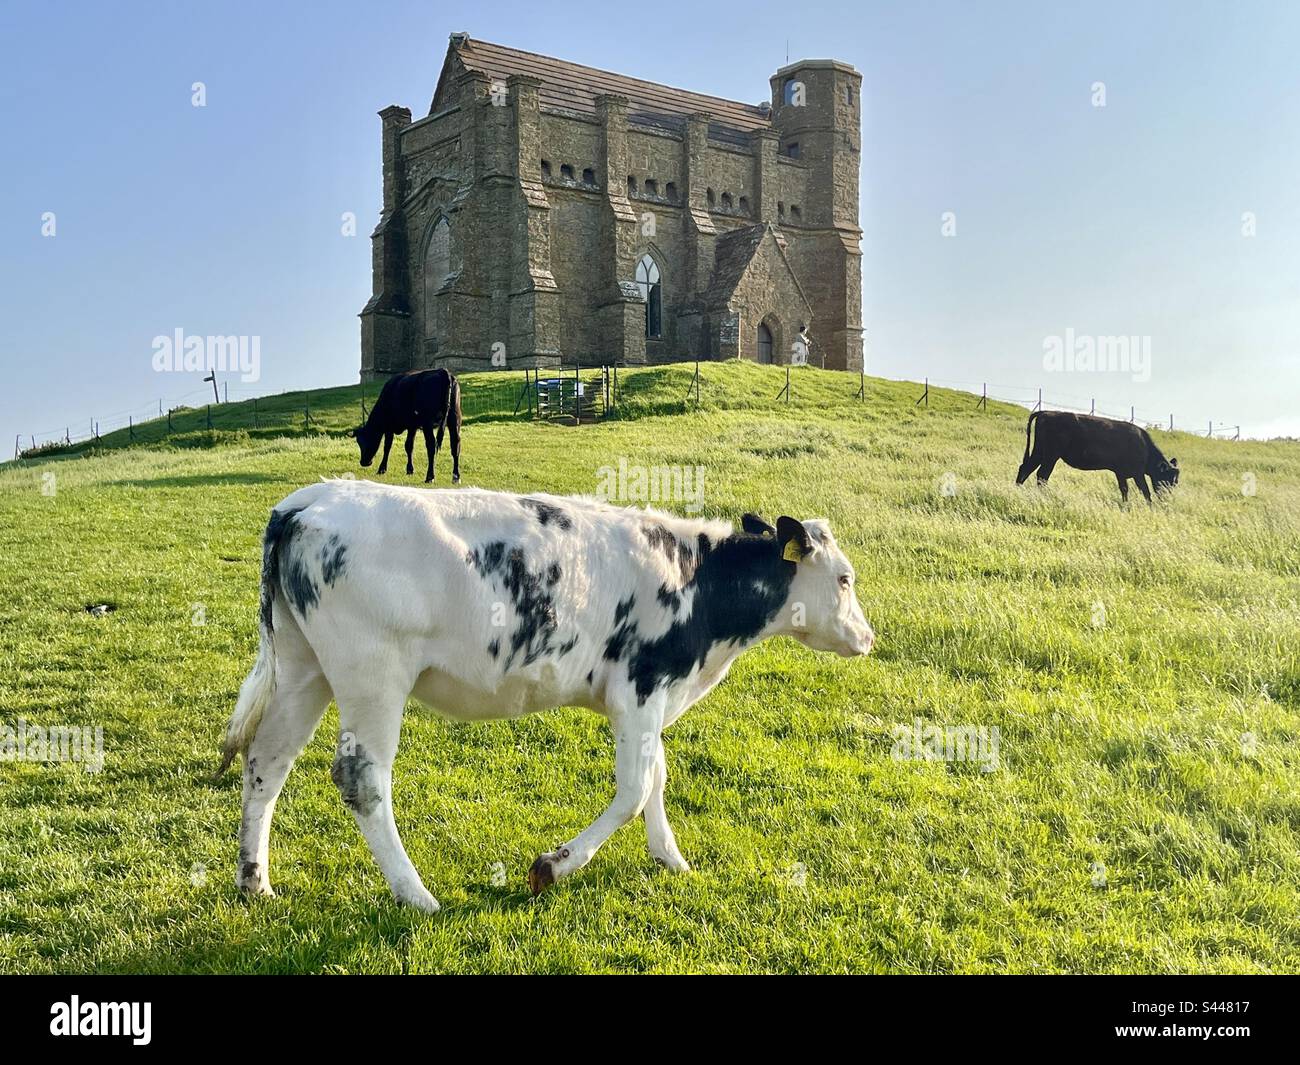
[529,697,662,893]
[447,414,461,483]
[1016,452,1041,485]
[1036,456,1059,485]
[237,626,331,896]
[422,420,438,483]
[332,683,439,912]
[643,739,688,872]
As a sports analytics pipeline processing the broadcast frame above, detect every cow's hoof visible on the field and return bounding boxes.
[424,476,434,484]
[453,474,461,484]
[394,887,441,913]
[653,853,691,873]
[527,851,563,895]
[237,877,275,899]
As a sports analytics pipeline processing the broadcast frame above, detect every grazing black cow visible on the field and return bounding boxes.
[1016,411,1178,502]
[350,369,461,483]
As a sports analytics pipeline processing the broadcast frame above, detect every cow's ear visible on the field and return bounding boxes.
[1169,457,1178,467]
[741,512,775,537]
[776,516,812,563]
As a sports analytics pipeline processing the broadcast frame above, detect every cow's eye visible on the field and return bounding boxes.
[838,574,852,589]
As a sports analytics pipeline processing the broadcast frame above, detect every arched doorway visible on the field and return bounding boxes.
[756,321,774,364]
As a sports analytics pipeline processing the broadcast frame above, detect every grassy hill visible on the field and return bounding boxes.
[1,361,1298,974]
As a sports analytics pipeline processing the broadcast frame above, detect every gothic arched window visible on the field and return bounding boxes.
[636,254,662,339]
[423,217,451,339]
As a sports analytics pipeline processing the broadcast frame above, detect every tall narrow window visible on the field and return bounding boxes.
[636,254,662,339]
[424,217,451,339]
[757,322,773,364]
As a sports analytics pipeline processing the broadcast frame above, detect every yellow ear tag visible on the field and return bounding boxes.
[783,539,804,563]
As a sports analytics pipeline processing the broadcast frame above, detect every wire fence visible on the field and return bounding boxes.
[878,373,1242,439]
[12,363,1243,461]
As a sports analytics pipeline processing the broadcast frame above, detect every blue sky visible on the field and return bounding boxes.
[2,0,1298,451]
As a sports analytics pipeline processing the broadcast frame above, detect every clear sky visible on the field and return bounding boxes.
[3,0,1298,451]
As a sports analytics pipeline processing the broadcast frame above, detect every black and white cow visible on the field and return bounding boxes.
[220,481,874,910]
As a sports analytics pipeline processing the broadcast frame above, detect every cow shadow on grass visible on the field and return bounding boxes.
[107,472,285,489]
[91,880,542,974]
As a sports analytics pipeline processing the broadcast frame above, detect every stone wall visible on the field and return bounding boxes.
[360,42,864,379]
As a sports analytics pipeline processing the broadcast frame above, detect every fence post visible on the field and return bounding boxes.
[1130,406,1135,423]
[915,377,928,407]
[167,409,173,432]
[253,397,259,429]
[1090,397,1095,415]
[1169,414,1174,432]
[206,405,212,430]
[13,435,19,460]
[574,363,580,426]
[129,416,134,442]
[977,383,987,411]
[786,365,791,405]
[304,395,311,431]
[1207,420,1213,438]
[857,367,865,401]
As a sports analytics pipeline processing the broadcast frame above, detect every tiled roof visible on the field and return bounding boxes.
[450,37,772,138]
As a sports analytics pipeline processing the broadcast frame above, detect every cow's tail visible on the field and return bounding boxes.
[441,374,461,433]
[1022,410,1040,465]
[216,509,294,777]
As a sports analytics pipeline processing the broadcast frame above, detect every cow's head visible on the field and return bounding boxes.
[1152,455,1179,492]
[348,424,382,467]
[745,513,875,658]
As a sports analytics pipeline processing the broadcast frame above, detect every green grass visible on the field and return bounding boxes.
[1,361,1298,973]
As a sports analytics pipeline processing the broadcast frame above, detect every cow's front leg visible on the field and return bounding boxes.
[332,683,439,913]
[528,698,663,893]
[404,429,416,476]
[1134,473,1153,503]
[1115,472,1129,503]
[643,737,689,872]
[376,431,394,475]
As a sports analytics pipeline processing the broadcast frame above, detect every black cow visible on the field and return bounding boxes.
[350,369,461,483]
[1016,410,1179,502]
